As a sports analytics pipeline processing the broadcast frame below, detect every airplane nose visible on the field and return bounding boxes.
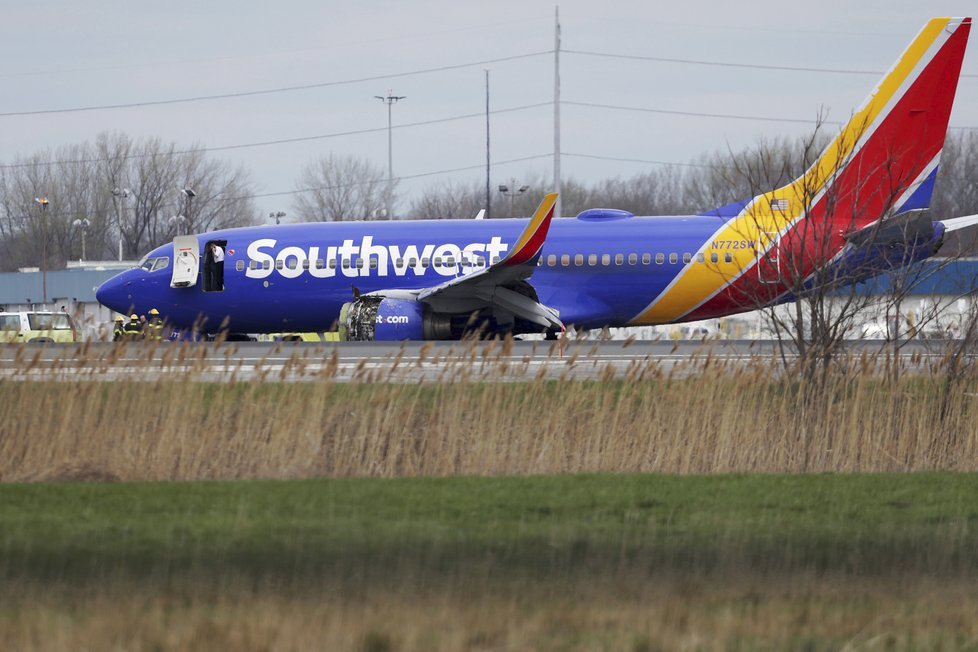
[95,272,133,313]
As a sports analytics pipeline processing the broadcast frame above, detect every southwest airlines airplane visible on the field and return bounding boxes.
[97,17,976,341]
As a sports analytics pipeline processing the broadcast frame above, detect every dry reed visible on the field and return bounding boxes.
[2,343,976,482]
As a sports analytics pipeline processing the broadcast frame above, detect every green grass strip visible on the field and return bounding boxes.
[3,473,978,584]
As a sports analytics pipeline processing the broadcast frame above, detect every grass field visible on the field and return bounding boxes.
[3,473,978,650]
[4,351,978,649]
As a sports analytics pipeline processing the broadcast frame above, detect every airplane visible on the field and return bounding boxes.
[96,17,974,341]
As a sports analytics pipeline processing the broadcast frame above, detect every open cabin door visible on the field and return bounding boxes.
[170,235,200,288]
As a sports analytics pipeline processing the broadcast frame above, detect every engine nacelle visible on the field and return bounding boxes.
[338,296,453,341]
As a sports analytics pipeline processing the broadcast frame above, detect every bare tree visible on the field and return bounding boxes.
[97,132,257,259]
[0,132,257,270]
[408,179,485,219]
[293,154,389,221]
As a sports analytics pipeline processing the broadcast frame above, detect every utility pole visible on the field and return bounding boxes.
[553,5,562,218]
[375,91,406,219]
[485,69,491,220]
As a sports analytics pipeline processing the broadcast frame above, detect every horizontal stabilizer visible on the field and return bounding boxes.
[939,214,978,232]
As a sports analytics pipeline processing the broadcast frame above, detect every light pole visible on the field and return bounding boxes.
[111,187,131,261]
[269,211,286,225]
[34,197,49,304]
[375,91,405,219]
[169,215,187,236]
[72,218,91,261]
[180,187,196,233]
[497,181,529,217]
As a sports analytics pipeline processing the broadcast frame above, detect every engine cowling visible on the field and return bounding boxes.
[338,296,453,341]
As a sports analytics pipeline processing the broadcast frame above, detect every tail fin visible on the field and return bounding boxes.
[724,17,971,232]
[636,19,970,325]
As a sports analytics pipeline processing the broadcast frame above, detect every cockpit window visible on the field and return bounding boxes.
[140,256,170,272]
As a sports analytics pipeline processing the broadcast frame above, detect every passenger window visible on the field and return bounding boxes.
[235,260,245,272]
[263,260,271,270]
[249,260,259,270]
[710,253,719,264]
[655,253,664,264]
[315,259,324,269]
[601,254,610,266]
[276,260,284,270]
[409,258,418,267]
[669,253,678,264]
[421,257,430,267]
[574,254,584,266]
[696,253,705,263]
[627,253,637,265]
[491,256,500,264]
[302,259,310,270]
[615,254,624,266]
[560,254,570,267]
[724,253,733,263]
[395,258,404,267]
[355,259,364,269]
[547,255,557,267]
[433,257,442,267]
[342,259,351,269]
[642,253,651,265]
[682,253,692,264]
[369,259,378,269]
[588,254,597,266]
[328,259,337,269]
[286,259,297,270]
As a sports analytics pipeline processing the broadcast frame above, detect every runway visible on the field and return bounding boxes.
[0,339,965,383]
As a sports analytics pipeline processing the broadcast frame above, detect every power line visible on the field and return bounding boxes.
[5,44,974,120]
[564,100,977,131]
[0,51,553,118]
[0,154,554,215]
[564,100,844,126]
[0,103,552,170]
[246,154,553,200]
[5,94,973,173]
[564,152,716,169]
[565,48,978,78]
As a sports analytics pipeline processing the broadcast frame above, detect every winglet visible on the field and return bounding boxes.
[501,192,558,266]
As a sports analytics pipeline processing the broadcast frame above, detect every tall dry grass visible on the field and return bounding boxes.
[2,342,977,482]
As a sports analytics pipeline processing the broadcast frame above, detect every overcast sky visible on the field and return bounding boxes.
[1,1,976,220]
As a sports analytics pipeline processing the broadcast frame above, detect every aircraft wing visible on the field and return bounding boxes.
[368,193,562,330]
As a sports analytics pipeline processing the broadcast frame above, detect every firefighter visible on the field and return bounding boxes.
[112,316,125,342]
[147,308,164,341]
[123,313,143,340]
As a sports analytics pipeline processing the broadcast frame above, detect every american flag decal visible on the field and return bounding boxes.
[770,198,789,211]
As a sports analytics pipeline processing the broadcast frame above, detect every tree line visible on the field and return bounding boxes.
[1,129,975,272]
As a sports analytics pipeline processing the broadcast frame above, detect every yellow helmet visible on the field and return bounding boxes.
[130,314,138,320]
[149,308,160,316]
[115,316,124,322]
